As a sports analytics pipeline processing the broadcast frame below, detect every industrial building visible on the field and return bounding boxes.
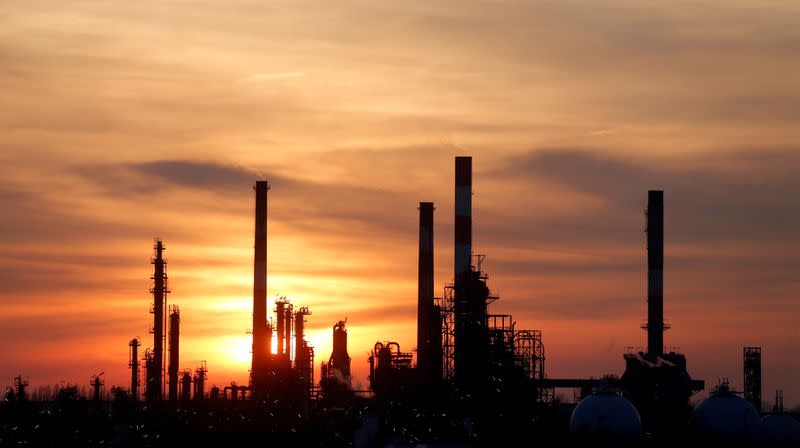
[2,155,797,447]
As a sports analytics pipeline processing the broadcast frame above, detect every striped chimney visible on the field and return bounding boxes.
[454,157,472,280]
[646,190,664,357]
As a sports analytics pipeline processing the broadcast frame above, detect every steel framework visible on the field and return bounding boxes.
[743,346,762,412]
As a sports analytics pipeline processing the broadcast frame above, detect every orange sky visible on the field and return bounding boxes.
[1,1,799,406]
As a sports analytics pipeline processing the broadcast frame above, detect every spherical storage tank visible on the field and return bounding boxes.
[691,383,760,441]
[569,390,643,441]
[760,413,800,444]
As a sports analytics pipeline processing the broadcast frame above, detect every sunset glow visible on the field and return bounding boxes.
[1,0,799,409]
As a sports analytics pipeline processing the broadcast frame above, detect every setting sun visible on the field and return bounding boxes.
[1,1,799,445]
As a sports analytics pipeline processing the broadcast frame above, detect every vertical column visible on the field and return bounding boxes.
[454,157,472,280]
[647,190,664,357]
[129,338,139,400]
[150,240,167,401]
[168,307,180,401]
[417,202,435,374]
[276,301,286,356]
[284,305,293,361]
[453,156,473,384]
[252,181,269,385]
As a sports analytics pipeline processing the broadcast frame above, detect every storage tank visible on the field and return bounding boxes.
[691,382,760,441]
[569,390,642,441]
[760,414,800,444]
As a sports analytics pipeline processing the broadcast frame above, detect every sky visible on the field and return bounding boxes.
[1,0,799,406]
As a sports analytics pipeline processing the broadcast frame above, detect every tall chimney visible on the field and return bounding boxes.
[454,157,472,280]
[646,190,664,357]
[252,181,269,383]
[168,306,180,401]
[417,202,435,375]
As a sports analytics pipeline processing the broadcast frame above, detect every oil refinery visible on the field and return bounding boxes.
[1,156,797,447]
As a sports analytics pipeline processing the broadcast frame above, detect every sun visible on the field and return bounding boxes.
[215,334,252,368]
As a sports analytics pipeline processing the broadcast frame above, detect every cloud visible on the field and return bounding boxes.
[113,159,265,191]
[241,71,305,82]
[479,148,800,247]
[76,158,422,242]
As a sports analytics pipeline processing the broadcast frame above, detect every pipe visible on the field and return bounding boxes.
[646,190,664,357]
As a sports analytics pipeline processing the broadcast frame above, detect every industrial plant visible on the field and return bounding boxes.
[1,156,797,446]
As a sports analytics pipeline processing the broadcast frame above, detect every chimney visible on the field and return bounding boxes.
[417,202,435,374]
[646,190,664,357]
[454,157,472,280]
[252,181,269,383]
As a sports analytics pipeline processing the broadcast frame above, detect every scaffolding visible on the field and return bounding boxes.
[743,346,762,412]
[439,284,455,381]
[194,361,208,400]
[440,273,547,403]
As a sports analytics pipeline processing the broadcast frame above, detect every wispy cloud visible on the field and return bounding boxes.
[240,71,306,82]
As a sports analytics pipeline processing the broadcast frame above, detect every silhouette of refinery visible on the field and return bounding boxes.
[2,156,797,446]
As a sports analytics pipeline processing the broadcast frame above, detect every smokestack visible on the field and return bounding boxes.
[453,156,486,387]
[252,181,269,383]
[129,338,139,400]
[150,239,168,400]
[646,190,664,357]
[417,202,435,375]
[168,306,180,401]
[454,157,472,280]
